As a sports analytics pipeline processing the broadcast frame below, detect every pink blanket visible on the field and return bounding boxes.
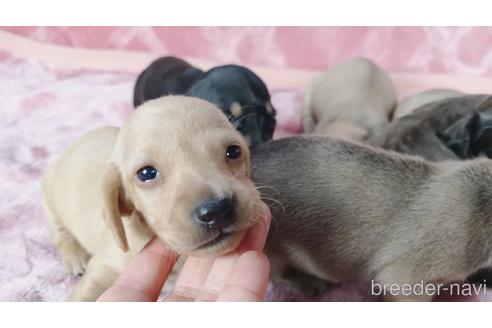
[0,53,310,301]
[1,29,492,301]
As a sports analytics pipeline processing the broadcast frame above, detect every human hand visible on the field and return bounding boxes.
[97,203,271,302]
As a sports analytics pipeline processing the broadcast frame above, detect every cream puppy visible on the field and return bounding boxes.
[302,57,397,141]
[43,96,262,301]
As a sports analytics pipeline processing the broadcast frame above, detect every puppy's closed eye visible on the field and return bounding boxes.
[136,165,159,182]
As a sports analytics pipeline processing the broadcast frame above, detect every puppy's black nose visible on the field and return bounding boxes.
[194,198,234,229]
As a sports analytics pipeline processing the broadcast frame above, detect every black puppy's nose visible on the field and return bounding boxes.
[194,198,234,229]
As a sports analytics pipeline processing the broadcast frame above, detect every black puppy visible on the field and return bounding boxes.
[369,95,492,161]
[437,110,492,159]
[134,57,276,148]
[185,65,276,148]
[133,56,205,107]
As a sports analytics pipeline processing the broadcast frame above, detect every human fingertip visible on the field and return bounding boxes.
[240,250,270,271]
[217,250,270,302]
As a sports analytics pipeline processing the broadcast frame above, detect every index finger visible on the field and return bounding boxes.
[97,237,178,302]
[165,202,272,301]
[235,201,271,253]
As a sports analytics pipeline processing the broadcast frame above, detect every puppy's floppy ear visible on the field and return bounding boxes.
[101,162,129,252]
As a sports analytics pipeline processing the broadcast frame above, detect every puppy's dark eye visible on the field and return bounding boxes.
[226,145,242,160]
[136,166,158,182]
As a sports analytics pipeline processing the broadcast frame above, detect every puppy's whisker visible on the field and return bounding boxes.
[232,116,248,128]
[239,104,256,111]
[252,199,279,233]
[255,187,285,212]
[231,111,257,128]
[260,196,286,215]
[253,184,284,231]
[254,183,282,195]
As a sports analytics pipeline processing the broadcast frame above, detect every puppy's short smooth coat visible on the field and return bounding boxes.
[438,109,492,160]
[369,95,492,161]
[186,64,277,148]
[302,57,396,141]
[134,58,276,149]
[370,94,492,286]
[43,96,262,301]
[133,56,204,107]
[393,89,464,119]
[253,136,492,301]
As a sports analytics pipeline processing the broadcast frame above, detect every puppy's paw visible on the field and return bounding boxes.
[281,267,331,296]
[296,276,330,296]
[59,239,90,276]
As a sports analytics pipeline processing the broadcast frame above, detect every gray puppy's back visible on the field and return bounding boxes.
[252,136,492,288]
[252,136,434,281]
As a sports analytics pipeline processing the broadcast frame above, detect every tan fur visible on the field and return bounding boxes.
[43,96,261,301]
[302,57,396,142]
[230,102,242,118]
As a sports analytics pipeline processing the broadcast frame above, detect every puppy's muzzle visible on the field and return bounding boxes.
[194,197,235,230]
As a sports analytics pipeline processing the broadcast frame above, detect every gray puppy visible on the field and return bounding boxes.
[369,95,492,161]
[369,94,492,287]
[253,136,492,301]
[393,89,464,119]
